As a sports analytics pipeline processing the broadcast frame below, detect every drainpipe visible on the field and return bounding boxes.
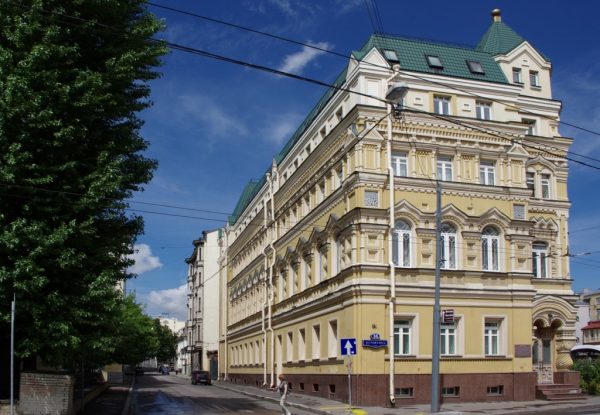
[268,167,277,387]
[261,181,270,387]
[223,229,229,381]
[387,101,396,406]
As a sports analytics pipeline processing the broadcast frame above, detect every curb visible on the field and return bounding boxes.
[121,375,135,415]
[212,383,334,415]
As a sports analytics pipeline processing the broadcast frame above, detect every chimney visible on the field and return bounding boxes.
[491,8,502,22]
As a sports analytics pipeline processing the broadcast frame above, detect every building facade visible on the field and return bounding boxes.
[219,10,578,406]
[186,229,221,378]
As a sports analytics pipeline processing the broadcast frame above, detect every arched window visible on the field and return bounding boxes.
[441,223,457,269]
[481,226,500,271]
[532,242,549,278]
[393,220,411,267]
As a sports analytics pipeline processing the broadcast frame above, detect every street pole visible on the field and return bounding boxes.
[347,355,352,408]
[430,181,442,413]
[10,294,15,415]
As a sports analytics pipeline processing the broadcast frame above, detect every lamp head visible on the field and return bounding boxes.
[385,82,409,104]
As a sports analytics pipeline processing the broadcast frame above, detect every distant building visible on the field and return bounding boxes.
[159,316,185,333]
[219,9,577,406]
[186,229,221,378]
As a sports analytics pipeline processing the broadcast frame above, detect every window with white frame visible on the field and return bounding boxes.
[484,320,500,355]
[303,254,312,289]
[434,95,451,115]
[481,226,500,271]
[298,328,306,361]
[312,325,321,359]
[256,340,260,364]
[287,331,293,362]
[440,322,457,355]
[476,101,492,120]
[318,246,327,282]
[529,70,540,87]
[394,319,412,355]
[437,156,453,181]
[526,171,535,192]
[541,174,551,199]
[512,67,522,84]
[441,223,457,270]
[392,220,412,267]
[328,320,338,358]
[392,152,408,176]
[532,242,549,278]
[523,118,537,135]
[480,161,495,185]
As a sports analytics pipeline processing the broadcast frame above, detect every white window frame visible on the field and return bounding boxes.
[440,223,457,270]
[484,322,499,355]
[481,226,500,272]
[286,331,293,362]
[437,156,453,181]
[440,323,457,355]
[312,325,321,360]
[393,220,412,268]
[532,242,549,278]
[526,171,535,192]
[392,152,408,177]
[512,67,522,84]
[480,161,495,185]
[394,319,413,356]
[298,328,306,361]
[483,316,506,356]
[433,95,451,115]
[541,174,551,199]
[529,70,540,87]
[523,118,537,135]
[476,101,492,120]
[318,246,327,283]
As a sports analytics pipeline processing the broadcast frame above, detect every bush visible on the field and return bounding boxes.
[574,359,600,394]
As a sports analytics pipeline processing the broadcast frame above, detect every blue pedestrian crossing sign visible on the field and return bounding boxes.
[341,338,357,356]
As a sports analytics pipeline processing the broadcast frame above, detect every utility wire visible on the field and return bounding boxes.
[146,1,600,139]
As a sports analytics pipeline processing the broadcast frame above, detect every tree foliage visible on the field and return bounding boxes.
[153,318,178,363]
[0,0,167,367]
[574,359,600,395]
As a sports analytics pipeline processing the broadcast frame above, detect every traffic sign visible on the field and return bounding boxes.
[340,338,357,356]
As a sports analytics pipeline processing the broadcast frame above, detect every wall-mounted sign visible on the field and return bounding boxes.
[362,333,388,349]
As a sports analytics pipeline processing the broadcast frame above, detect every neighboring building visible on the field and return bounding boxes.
[581,321,600,345]
[186,229,221,378]
[574,298,590,344]
[219,10,577,406]
[175,327,190,374]
[578,289,600,345]
[581,288,600,321]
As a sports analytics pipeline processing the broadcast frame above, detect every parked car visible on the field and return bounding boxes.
[159,365,170,375]
[191,370,211,385]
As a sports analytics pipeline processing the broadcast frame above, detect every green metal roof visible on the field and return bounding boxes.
[476,20,548,61]
[228,175,266,225]
[354,34,508,84]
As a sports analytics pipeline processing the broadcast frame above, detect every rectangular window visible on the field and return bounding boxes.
[523,118,537,135]
[298,328,306,361]
[480,161,495,185]
[437,157,453,181]
[395,387,414,398]
[440,323,456,355]
[442,386,460,397]
[318,247,327,282]
[328,320,338,358]
[512,67,522,84]
[312,325,321,359]
[394,320,412,355]
[476,101,492,120]
[526,172,535,191]
[487,385,504,396]
[513,204,525,220]
[392,152,408,176]
[287,332,293,362]
[384,49,399,62]
[529,70,540,87]
[426,55,443,69]
[467,60,484,74]
[364,190,379,207]
[484,322,500,355]
[434,96,451,115]
[318,182,326,203]
[541,174,551,199]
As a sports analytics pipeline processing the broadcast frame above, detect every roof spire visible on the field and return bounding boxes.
[491,8,502,22]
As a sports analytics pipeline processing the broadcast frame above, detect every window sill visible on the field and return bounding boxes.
[531,85,542,90]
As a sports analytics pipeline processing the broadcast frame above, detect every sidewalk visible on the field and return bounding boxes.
[213,380,600,415]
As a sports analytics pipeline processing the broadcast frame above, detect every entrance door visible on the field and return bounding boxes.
[533,333,553,383]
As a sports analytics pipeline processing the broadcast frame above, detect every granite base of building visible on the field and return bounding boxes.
[226,371,538,406]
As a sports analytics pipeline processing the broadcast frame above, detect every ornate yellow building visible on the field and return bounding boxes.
[219,10,578,405]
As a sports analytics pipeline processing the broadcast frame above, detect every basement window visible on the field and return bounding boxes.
[426,55,443,69]
[395,387,414,398]
[487,385,504,396]
[466,60,485,74]
[442,386,460,397]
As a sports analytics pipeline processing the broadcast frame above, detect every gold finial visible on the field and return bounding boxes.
[492,9,502,22]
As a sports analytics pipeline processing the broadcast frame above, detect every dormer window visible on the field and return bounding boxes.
[383,49,399,62]
[512,68,522,84]
[529,70,540,87]
[466,60,484,74]
[426,55,443,69]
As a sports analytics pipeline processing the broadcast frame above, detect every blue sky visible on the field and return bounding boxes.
[126,1,600,320]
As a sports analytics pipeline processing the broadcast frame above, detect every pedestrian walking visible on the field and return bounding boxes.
[272,374,291,415]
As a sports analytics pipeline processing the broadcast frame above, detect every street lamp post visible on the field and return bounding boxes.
[431,181,443,413]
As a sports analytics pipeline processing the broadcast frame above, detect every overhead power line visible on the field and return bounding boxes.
[147,1,600,139]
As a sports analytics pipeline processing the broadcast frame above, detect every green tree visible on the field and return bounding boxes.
[153,319,178,363]
[0,0,167,370]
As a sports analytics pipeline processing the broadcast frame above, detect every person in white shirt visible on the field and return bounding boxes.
[273,373,291,415]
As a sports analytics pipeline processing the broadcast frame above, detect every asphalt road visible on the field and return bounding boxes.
[131,373,313,415]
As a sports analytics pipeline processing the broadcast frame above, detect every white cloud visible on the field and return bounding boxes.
[334,0,362,14]
[268,0,296,16]
[262,113,303,144]
[127,244,163,275]
[278,42,333,74]
[146,284,188,321]
[179,95,247,139]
